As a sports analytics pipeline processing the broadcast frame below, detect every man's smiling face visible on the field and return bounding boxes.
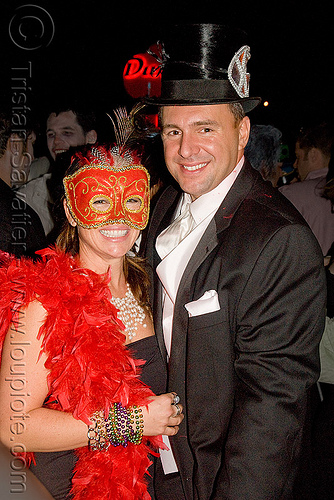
[161,103,250,200]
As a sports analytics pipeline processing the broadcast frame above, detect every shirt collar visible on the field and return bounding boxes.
[305,167,328,181]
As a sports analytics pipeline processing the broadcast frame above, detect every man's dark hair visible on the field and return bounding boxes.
[297,122,334,157]
[46,103,97,134]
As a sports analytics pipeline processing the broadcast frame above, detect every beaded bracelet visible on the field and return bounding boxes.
[107,402,131,447]
[128,405,144,445]
[88,403,144,450]
[87,411,110,451]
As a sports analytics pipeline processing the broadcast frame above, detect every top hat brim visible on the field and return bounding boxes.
[144,95,261,113]
[143,79,261,113]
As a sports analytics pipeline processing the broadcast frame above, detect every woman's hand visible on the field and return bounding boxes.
[141,392,184,436]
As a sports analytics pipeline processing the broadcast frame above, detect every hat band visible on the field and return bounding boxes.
[161,79,240,101]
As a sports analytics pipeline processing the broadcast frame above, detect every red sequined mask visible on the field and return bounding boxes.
[64,164,150,229]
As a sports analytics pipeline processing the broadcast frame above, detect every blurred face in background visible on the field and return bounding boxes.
[294,142,311,181]
[46,111,96,160]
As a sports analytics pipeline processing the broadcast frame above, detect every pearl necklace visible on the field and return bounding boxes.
[110,283,147,340]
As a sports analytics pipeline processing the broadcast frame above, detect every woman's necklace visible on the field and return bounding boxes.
[110,283,147,341]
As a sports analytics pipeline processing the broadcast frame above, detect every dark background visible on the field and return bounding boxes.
[1,0,333,157]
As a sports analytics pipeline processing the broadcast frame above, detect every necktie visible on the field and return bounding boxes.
[156,199,195,259]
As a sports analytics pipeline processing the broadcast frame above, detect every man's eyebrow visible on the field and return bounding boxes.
[161,123,179,131]
[192,120,219,127]
[162,120,219,130]
[46,126,76,133]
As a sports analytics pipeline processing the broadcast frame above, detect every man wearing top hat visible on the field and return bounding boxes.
[141,24,326,499]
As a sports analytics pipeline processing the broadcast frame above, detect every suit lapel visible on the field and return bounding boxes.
[214,159,257,235]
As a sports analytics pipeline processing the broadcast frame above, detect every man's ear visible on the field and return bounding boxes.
[308,147,321,166]
[63,199,77,226]
[85,129,97,144]
[238,116,250,150]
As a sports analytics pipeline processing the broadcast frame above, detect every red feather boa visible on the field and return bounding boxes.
[0,247,163,499]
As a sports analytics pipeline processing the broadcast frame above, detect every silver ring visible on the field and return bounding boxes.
[172,404,181,417]
[172,393,180,405]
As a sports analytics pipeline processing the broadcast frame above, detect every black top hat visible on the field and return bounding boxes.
[144,24,261,113]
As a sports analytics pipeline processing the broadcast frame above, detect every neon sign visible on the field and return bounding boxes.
[123,48,161,99]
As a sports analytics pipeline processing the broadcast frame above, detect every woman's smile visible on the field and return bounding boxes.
[99,227,129,238]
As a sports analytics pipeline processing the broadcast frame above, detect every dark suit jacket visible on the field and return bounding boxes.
[143,161,326,500]
[0,178,46,257]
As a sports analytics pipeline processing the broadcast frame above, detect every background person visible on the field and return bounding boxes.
[46,105,97,161]
[244,123,283,186]
[279,122,334,255]
[310,144,334,499]
[0,112,46,256]
[15,103,99,239]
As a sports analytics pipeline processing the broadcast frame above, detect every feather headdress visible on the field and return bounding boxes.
[68,104,146,172]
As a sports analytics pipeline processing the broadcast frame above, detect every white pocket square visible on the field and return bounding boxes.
[185,290,220,317]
